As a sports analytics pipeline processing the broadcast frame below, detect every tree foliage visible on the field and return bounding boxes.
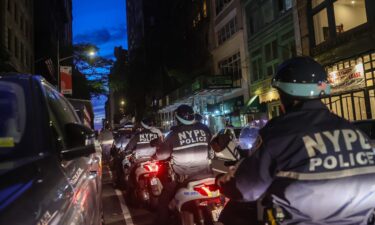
[73,43,114,97]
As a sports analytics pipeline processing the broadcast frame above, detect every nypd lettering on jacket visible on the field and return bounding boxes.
[138,133,159,143]
[302,129,373,171]
[177,130,207,146]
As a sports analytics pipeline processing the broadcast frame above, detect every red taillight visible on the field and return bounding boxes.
[143,163,159,172]
[194,184,220,197]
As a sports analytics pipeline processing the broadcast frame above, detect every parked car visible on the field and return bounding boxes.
[0,74,102,225]
[352,119,375,146]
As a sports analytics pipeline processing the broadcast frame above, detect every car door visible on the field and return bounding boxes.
[42,84,100,225]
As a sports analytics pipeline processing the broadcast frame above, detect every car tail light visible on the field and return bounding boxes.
[143,163,159,172]
[194,184,220,197]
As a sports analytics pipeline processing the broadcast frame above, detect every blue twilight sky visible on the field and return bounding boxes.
[73,0,128,129]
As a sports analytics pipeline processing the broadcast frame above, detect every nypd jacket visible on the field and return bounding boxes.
[156,122,213,177]
[221,100,375,225]
[124,127,162,160]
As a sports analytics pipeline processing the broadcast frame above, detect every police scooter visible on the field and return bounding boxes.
[211,126,269,225]
[169,175,224,225]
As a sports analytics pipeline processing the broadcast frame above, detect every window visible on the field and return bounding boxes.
[44,85,80,143]
[251,58,263,82]
[216,0,232,15]
[313,8,329,45]
[265,40,278,62]
[262,0,274,24]
[278,0,293,12]
[217,17,237,45]
[333,0,367,33]
[219,52,242,86]
[312,0,368,46]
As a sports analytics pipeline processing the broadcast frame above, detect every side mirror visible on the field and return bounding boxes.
[61,123,96,160]
[210,133,231,153]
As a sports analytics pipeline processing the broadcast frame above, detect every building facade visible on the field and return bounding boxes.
[0,0,34,73]
[34,0,73,85]
[206,0,250,129]
[242,0,295,119]
[296,0,375,121]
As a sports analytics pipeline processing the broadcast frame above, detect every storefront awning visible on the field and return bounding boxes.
[242,95,266,114]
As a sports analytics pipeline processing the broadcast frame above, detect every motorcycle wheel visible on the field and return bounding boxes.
[180,210,194,225]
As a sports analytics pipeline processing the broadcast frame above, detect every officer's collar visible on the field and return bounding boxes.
[296,100,328,112]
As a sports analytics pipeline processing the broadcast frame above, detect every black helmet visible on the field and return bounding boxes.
[272,56,331,99]
[175,104,195,125]
[141,117,154,129]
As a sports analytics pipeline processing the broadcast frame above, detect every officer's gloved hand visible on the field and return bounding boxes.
[216,168,235,186]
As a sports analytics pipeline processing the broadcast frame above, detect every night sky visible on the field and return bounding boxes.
[73,0,128,129]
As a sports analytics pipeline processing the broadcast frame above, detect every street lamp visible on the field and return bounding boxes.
[120,100,125,106]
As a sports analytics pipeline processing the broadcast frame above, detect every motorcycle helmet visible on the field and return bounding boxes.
[141,117,154,129]
[272,56,331,99]
[175,104,195,125]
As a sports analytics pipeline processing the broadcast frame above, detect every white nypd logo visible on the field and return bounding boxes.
[178,130,207,145]
[139,133,158,143]
[302,129,374,171]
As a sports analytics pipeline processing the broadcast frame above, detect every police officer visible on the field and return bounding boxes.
[124,117,163,158]
[124,118,162,191]
[154,104,213,225]
[217,57,375,224]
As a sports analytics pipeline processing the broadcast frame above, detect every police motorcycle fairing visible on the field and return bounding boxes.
[169,176,224,225]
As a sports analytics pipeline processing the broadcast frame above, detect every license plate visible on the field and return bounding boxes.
[211,207,223,222]
[150,177,158,185]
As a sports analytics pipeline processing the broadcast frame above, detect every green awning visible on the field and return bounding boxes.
[242,96,266,113]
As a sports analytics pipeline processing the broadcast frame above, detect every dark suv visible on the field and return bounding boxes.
[0,74,102,225]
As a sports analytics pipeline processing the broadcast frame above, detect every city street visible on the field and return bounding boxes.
[102,164,156,225]
[100,147,228,225]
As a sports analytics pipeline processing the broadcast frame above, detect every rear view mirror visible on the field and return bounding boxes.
[61,123,95,160]
[210,133,231,153]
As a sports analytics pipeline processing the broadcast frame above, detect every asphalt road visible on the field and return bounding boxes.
[102,164,156,225]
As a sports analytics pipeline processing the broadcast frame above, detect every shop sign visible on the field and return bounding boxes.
[206,76,233,89]
[328,63,365,94]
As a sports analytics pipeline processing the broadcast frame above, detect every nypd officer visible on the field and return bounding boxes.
[154,104,213,225]
[217,57,375,224]
[123,118,163,191]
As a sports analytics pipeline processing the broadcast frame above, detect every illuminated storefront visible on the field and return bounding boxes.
[322,51,375,121]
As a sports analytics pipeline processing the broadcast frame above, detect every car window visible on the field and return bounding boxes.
[44,85,80,126]
[43,84,80,151]
[0,81,26,144]
[0,78,34,161]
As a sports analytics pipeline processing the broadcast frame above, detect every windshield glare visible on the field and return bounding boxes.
[0,81,26,146]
